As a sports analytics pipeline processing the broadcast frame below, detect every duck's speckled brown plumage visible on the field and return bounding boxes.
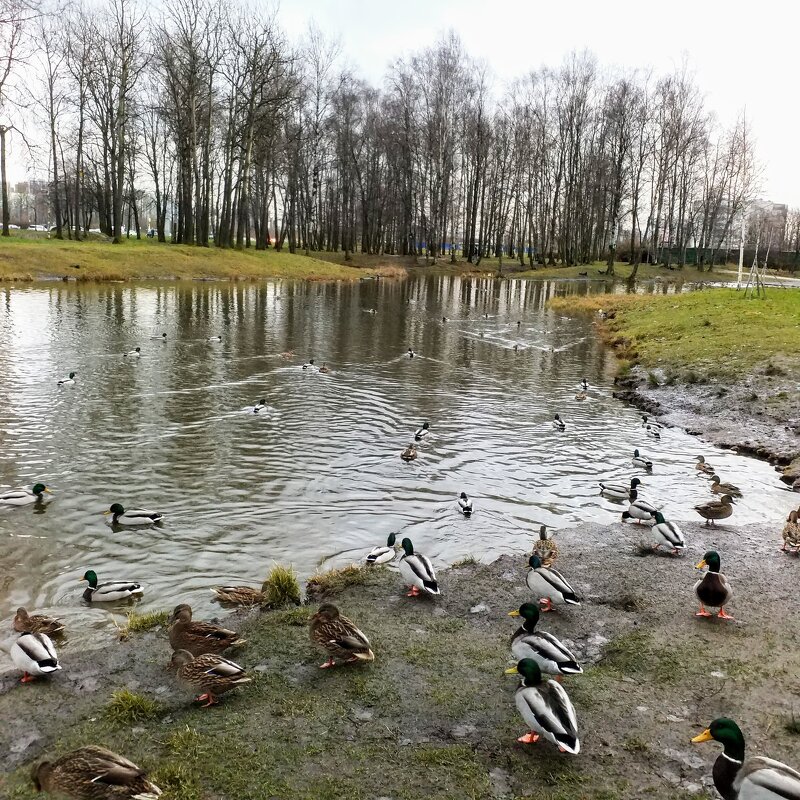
[13,606,65,636]
[168,604,246,656]
[210,586,265,606]
[783,510,800,552]
[31,745,161,799]
[170,649,251,705]
[309,604,374,665]
[694,495,735,525]
[531,526,558,567]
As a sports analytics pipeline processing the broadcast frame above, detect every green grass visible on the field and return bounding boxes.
[450,554,478,568]
[549,288,800,378]
[104,688,161,724]
[0,236,391,282]
[121,609,169,637]
[261,563,302,608]
[305,563,371,599]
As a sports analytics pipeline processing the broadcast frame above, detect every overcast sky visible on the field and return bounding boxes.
[279,0,797,207]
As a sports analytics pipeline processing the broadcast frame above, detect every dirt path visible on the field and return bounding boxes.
[2,519,799,800]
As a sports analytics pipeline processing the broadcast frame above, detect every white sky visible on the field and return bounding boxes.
[279,0,798,207]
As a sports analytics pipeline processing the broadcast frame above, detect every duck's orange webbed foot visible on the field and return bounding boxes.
[517,732,540,744]
[695,606,713,618]
[717,609,734,621]
[319,658,336,669]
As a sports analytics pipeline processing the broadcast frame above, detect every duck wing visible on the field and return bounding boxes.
[516,682,579,753]
[734,756,800,798]
[539,565,580,603]
[403,553,439,593]
[196,654,247,679]
[15,632,59,669]
[513,631,582,673]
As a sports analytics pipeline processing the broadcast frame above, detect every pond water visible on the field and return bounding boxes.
[0,276,795,645]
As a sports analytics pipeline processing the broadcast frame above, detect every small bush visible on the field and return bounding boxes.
[261,563,302,608]
[150,763,202,800]
[646,371,660,388]
[306,564,369,600]
[785,713,800,736]
[121,609,169,637]
[105,688,160,724]
[451,554,478,568]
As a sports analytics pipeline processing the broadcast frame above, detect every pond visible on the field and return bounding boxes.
[0,276,795,644]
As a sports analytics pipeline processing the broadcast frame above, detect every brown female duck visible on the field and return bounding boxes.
[170,649,251,708]
[309,603,374,669]
[168,604,246,656]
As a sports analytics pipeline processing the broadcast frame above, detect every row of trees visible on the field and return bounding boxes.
[0,0,772,270]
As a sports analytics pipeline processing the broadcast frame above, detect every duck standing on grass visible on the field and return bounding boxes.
[168,603,246,656]
[399,537,439,597]
[509,603,582,676]
[695,495,735,526]
[31,746,163,799]
[525,554,580,612]
[10,632,61,683]
[504,658,580,753]
[457,492,473,517]
[171,649,250,708]
[694,550,733,620]
[13,607,65,636]
[366,532,398,565]
[692,718,800,800]
[309,603,375,669]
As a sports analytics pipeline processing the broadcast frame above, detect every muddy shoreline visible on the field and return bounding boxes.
[3,520,800,799]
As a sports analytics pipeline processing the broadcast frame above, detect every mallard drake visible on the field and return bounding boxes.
[309,603,375,669]
[692,717,800,800]
[211,586,264,606]
[407,348,415,358]
[400,444,417,462]
[13,607,65,637]
[695,495,735,526]
[553,414,566,431]
[509,603,582,676]
[302,359,315,370]
[104,503,164,527]
[253,399,267,413]
[531,525,558,566]
[81,570,144,603]
[648,511,685,554]
[170,649,251,708]
[0,483,51,505]
[414,421,430,441]
[457,492,473,517]
[526,554,580,612]
[10,632,61,683]
[694,550,733,620]
[123,347,141,357]
[366,532,398,565]
[574,391,587,400]
[782,510,800,553]
[504,658,580,753]
[641,414,662,433]
[31,745,162,799]
[622,489,657,524]
[207,335,222,342]
[581,378,588,390]
[632,449,653,470]
[710,475,743,498]
[600,476,642,501]
[319,363,330,373]
[151,332,167,341]
[168,603,246,656]
[57,372,76,386]
[695,455,714,475]
[399,537,439,597]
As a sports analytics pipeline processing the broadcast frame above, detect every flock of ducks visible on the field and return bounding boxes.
[2,348,799,799]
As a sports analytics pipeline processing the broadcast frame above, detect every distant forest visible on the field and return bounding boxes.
[3,0,795,269]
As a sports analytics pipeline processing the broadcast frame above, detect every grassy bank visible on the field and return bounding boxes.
[3,521,799,799]
[549,287,800,379]
[0,237,388,282]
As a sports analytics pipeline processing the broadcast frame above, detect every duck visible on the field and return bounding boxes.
[253,398,267,413]
[649,511,685,554]
[414,421,430,441]
[319,363,330,373]
[407,348,415,358]
[641,414,662,433]
[710,474,743,498]
[398,537,439,597]
[508,603,582,676]
[692,717,800,800]
[622,489,658,524]
[366,532,399,565]
[525,554,580,612]
[104,503,164,526]
[281,350,294,359]
[309,603,375,669]
[504,658,580,753]
[632,449,653,470]
[552,414,566,431]
[10,632,61,683]
[13,607,65,637]
[31,746,162,799]
[695,455,715,475]
[600,476,643,501]
[302,359,315,370]
[694,550,733,620]
[211,585,264,606]
[400,444,417,462]
[574,391,587,400]
[123,347,141,357]
[581,377,588,391]
[168,603,246,656]
[782,510,800,553]
[457,492,473,517]
[81,570,144,603]
[57,371,76,386]
[207,335,222,342]
[694,495,735,526]
[170,649,251,708]
[0,483,51,506]
[531,525,558,566]
[151,332,167,341]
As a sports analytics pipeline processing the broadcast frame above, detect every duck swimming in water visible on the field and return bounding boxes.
[0,483,51,506]
[123,347,141,357]
[414,421,430,441]
[552,414,566,431]
[57,372,76,386]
